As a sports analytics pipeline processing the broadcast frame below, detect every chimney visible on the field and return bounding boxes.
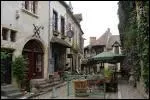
[89,37,96,45]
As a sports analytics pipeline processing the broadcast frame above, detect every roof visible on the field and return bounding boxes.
[94,29,112,46]
[74,14,82,22]
[84,29,121,50]
[107,35,121,49]
[90,51,125,62]
[59,1,84,35]
[51,37,71,48]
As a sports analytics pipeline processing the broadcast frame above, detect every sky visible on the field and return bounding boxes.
[65,1,119,47]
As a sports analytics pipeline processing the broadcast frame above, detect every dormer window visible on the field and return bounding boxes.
[112,41,120,54]
[114,46,119,54]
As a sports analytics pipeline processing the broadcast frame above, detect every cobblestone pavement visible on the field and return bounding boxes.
[32,80,145,99]
[118,79,145,99]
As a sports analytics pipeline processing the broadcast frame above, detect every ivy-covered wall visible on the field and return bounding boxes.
[118,1,149,94]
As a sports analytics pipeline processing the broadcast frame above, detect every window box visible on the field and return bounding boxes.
[21,8,39,18]
[53,30,59,36]
[61,34,66,39]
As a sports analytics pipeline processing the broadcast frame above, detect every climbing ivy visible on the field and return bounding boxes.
[118,1,149,93]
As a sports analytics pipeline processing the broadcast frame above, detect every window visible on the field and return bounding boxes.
[2,28,9,40]
[61,16,65,34]
[10,30,16,42]
[24,1,38,14]
[53,10,58,32]
[114,46,119,54]
[32,1,38,14]
[25,1,29,10]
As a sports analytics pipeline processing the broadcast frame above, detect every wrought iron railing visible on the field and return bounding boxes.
[65,74,106,99]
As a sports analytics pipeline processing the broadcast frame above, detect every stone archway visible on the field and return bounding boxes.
[22,39,44,80]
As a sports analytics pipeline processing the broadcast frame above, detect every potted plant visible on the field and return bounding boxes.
[104,68,112,83]
[12,55,28,91]
[1,51,10,85]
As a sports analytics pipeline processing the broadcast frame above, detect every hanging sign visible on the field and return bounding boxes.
[67,30,74,38]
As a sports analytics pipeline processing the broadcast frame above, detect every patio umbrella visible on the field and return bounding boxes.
[89,51,125,63]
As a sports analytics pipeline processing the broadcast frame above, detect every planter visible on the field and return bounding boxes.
[53,31,59,36]
[73,80,89,97]
[105,77,111,83]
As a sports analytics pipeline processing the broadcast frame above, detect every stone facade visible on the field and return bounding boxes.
[83,28,122,73]
[1,1,49,86]
[1,1,84,87]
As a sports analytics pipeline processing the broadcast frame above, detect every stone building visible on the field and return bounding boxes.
[49,1,84,75]
[83,28,122,73]
[1,1,84,88]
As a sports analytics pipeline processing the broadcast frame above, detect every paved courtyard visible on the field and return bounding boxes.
[32,79,145,99]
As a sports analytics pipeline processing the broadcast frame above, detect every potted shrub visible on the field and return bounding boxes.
[12,55,28,90]
[1,52,10,84]
[104,68,112,83]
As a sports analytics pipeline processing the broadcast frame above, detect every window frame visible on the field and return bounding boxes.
[2,27,9,40]
[53,10,58,32]
[24,1,38,14]
[32,1,38,14]
[10,30,16,42]
[60,16,65,35]
[25,1,29,10]
[114,46,119,54]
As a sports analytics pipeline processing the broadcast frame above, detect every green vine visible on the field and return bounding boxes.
[118,1,149,93]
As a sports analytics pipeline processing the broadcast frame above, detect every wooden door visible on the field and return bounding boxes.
[22,51,33,80]
[33,53,43,78]
[23,40,43,79]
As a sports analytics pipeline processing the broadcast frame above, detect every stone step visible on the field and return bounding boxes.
[39,82,55,88]
[40,81,64,92]
[39,80,62,89]
[39,80,64,92]
[7,92,24,99]
[40,86,53,92]
[2,87,20,94]
[1,84,24,99]
[37,80,49,85]
[1,84,14,89]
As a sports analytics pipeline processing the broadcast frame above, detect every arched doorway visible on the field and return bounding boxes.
[22,40,44,79]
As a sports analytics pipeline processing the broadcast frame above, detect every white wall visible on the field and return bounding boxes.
[1,1,49,79]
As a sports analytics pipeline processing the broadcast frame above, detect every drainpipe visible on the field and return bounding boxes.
[48,1,51,78]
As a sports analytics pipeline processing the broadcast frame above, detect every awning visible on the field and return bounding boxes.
[51,37,71,48]
[89,51,125,63]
